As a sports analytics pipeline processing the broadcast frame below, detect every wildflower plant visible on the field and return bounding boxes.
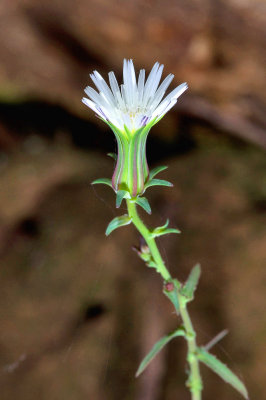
[83,60,249,400]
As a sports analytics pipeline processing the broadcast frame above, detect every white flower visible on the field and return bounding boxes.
[82,59,188,133]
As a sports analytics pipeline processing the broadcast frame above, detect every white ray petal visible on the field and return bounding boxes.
[108,71,123,106]
[142,62,160,106]
[137,69,145,103]
[162,82,188,105]
[82,60,187,132]
[149,74,174,110]
[82,98,108,121]
[90,71,116,106]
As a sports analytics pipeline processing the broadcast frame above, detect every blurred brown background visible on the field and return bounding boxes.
[0,1,265,399]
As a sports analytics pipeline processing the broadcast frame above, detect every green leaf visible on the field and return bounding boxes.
[151,219,181,238]
[157,219,170,230]
[105,215,132,236]
[149,165,168,179]
[197,347,249,400]
[107,152,117,161]
[181,264,201,301]
[116,190,128,208]
[92,178,112,188]
[145,178,173,190]
[136,328,185,377]
[135,197,151,214]
[163,278,181,314]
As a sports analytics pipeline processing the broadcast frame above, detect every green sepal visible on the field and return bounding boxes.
[105,215,132,236]
[180,264,201,302]
[145,178,173,191]
[107,152,117,161]
[123,124,132,139]
[91,178,112,188]
[135,197,151,214]
[196,347,249,399]
[149,165,168,179]
[150,219,181,238]
[116,190,128,208]
[163,278,181,314]
[136,327,185,377]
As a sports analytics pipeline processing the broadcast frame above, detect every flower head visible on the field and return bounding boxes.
[82,59,187,134]
[84,60,187,198]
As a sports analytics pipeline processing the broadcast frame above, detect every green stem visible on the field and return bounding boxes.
[178,296,203,399]
[126,199,171,281]
[126,199,202,400]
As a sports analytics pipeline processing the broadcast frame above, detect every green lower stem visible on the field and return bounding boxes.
[126,199,202,400]
[178,297,203,399]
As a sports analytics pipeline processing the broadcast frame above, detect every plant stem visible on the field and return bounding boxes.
[177,295,202,399]
[126,199,171,281]
[126,199,202,400]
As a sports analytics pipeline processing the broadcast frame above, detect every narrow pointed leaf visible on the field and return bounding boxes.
[197,347,249,399]
[136,328,185,377]
[162,228,181,235]
[150,219,181,238]
[181,264,201,301]
[107,152,117,161]
[105,215,131,236]
[149,165,168,179]
[92,178,112,187]
[163,278,181,314]
[145,178,173,190]
[156,219,169,230]
[135,197,151,214]
[116,190,127,208]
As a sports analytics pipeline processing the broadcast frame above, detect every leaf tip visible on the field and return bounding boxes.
[195,263,201,272]
[135,369,141,378]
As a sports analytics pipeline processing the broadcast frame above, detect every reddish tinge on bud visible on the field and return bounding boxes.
[165,282,174,292]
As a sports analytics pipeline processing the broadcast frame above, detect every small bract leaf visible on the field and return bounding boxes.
[116,190,128,208]
[146,259,157,269]
[151,220,181,238]
[197,348,249,400]
[107,152,117,161]
[181,264,201,301]
[136,328,185,377]
[163,278,181,314]
[135,197,151,214]
[105,215,132,236]
[157,219,169,230]
[92,178,113,187]
[149,165,168,180]
[162,228,181,235]
[145,178,173,190]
